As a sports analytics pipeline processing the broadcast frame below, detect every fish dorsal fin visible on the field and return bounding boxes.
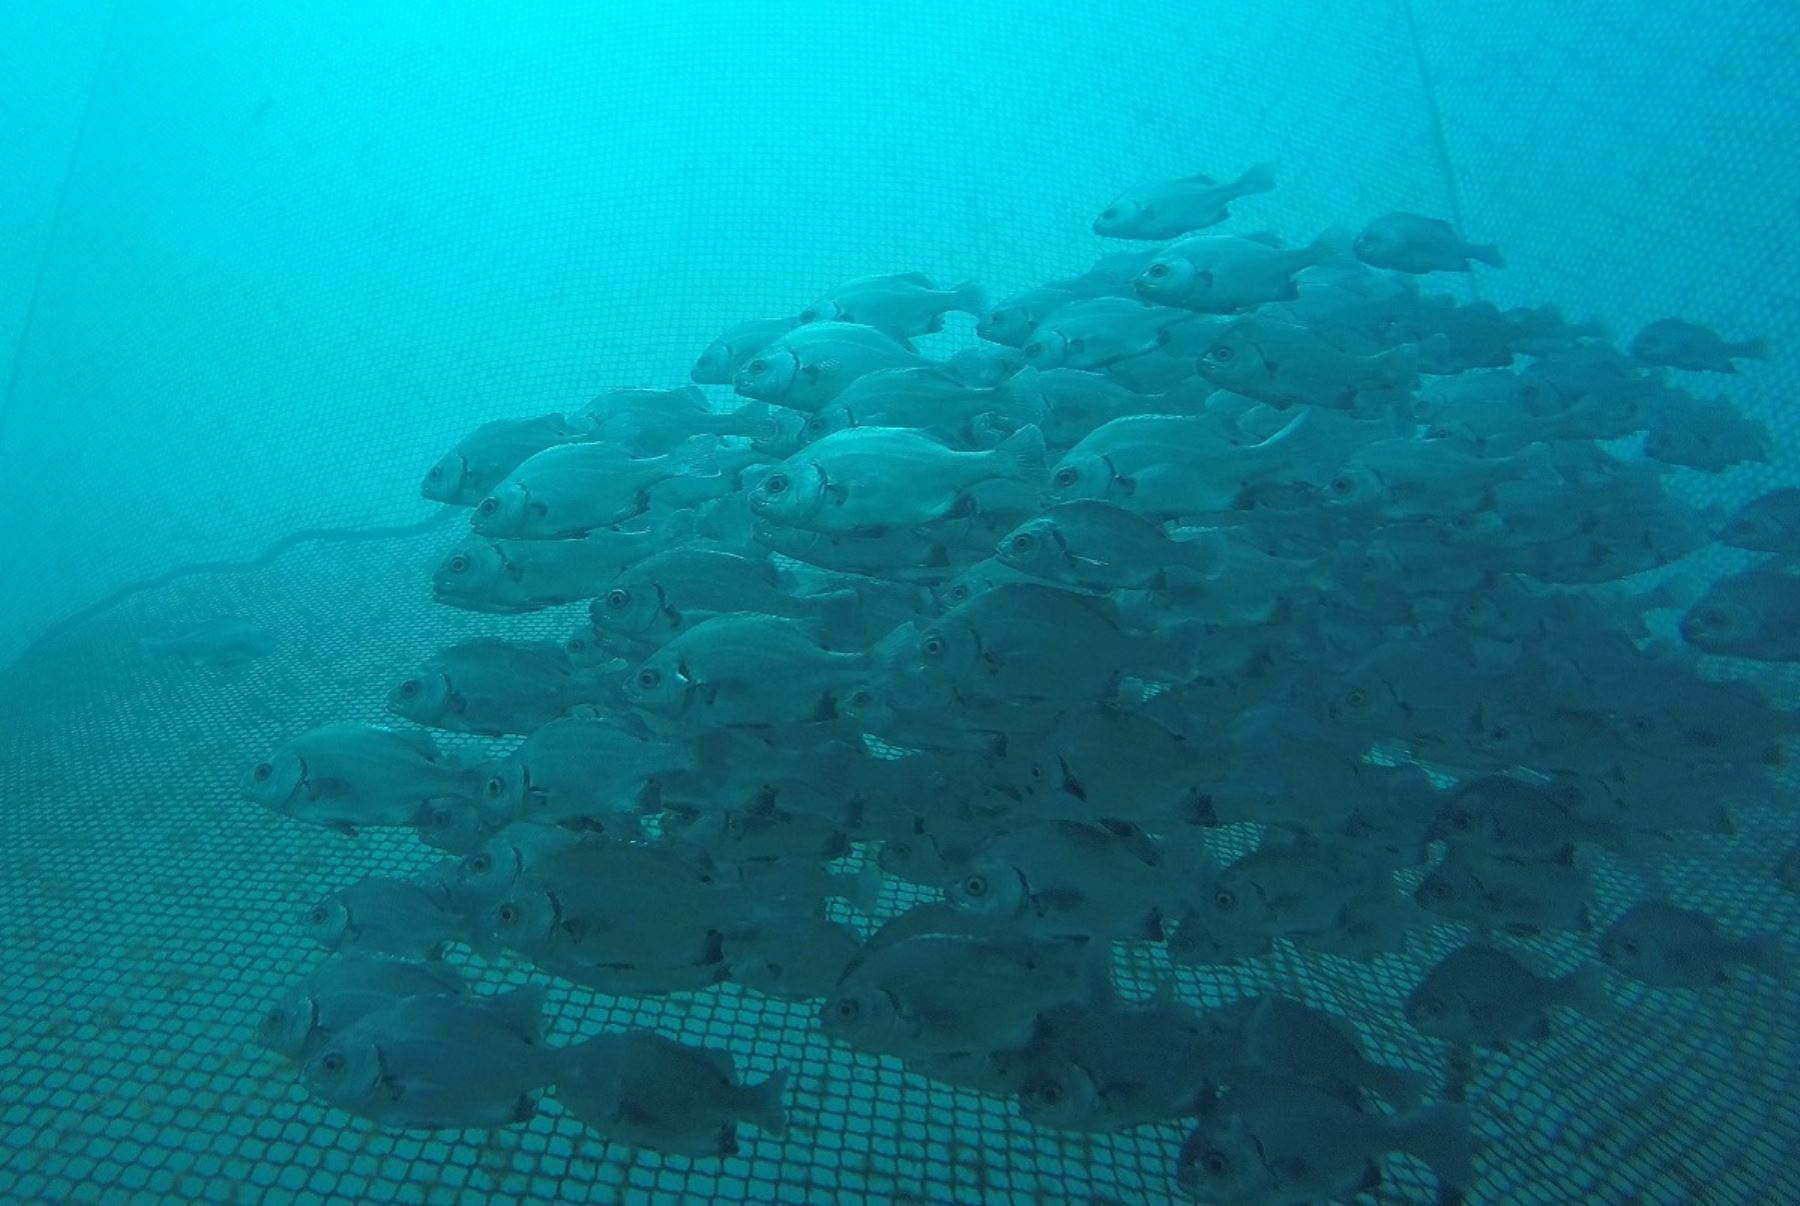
[1182,172,1219,186]
[893,271,936,287]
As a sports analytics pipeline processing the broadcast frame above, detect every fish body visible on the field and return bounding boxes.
[589,545,860,646]
[801,272,986,339]
[994,501,1218,591]
[387,638,600,735]
[1681,567,1800,661]
[807,366,1040,447]
[472,441,712,538]
[1136,229,1345,312]
[421,413,587,505]
[483,714,695,828]
[721,914,864,1001]
[255,955,466,1061]
[244,723,480,834]
[1415,848,1593,935]
[1093,163,1276,239]
[1175,1074,1473,1206]
[139,617,277,665]
[1198,314,1420,408]
[584,386,773,455]
[1597,900,1791,987]
[302,875,469,959]
[734,322,929,411]
[1631,318,1768,372]
[1021,297,1184,370]
[429,522,677,613]
[692,316,801,384]
[301,987,557,1129]
[946,820,1181,940]
[1353,211,1505,273]
[748,424,1045,532]
[1719,488,1800,556]
[555,1031,788,1158]
[1405,945,1610,1046]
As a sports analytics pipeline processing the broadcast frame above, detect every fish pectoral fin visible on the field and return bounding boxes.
[327,821,360,838]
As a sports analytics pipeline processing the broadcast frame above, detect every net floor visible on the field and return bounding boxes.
[2,531,1797,1205]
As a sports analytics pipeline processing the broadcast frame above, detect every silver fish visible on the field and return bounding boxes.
[1092,163,1276,239]
[555,1031,788,1158]
[692,316,801,385]
[302,875,469,959]
[255,955,466,1061]
[1353,212,1505,273]
[1597,900,1791,987]
[1405,945,1611,1047]
[801,272,986,340]
[243,723,481,835]
[421,413,588,506]
[472,440,716,538]
[734,322,929,411]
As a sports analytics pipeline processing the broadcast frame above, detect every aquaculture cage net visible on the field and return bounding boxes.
[1,1,1798,1204]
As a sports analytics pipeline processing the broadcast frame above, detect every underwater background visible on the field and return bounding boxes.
[1,1,1798,1203]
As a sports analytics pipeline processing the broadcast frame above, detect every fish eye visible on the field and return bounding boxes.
[1628,716,1654,736]
[764,473,789,495]
[252,763,273,782]
[637,668,662,690]
[1009,533,1035,553]
[426,466,442,481]
[1148,263,1170,279]
[747,358,768,375]
[497,904,520,925]
[1209,344,1235,363]
[888,842,911,858]
[1343,688,1367,709]
[466,854,491,875]
[1052,468,1078,488]
[962,875,987,897]
[566,636,588,653]
[1198,1150,1229,1176]
[477,498,498,517]
[1100,207,1118,220]
[1694,609,1726,629]
[1023,341,1043,359]
[398,679,420,698]
[1029,763,1045,781]
[448,555,470,573]
[427,806,453,828]
[848,687,873,708]
[799,309,817,323]
[1418,998,1445,1018]
[606,588,630,610]
[319,1052,345,1074]
[1214,890,1237,911]
[832,998,860,1022]
[948,585,969,602]
[306,906,328,924]
[1619,939,1640,957]
[1425,881,1452,901]
[264,1007,287,1027]
[921,636,946,659]
[1330,476,1356,495]
[485,775,506,798]
[1035,1082,1063,1105]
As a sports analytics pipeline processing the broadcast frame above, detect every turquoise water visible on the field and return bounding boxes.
[2,2,1798,1202]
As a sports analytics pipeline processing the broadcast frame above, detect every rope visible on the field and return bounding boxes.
[1400,0,1482,301]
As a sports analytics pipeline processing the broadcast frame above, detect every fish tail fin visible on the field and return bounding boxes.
[730,398,780,442]
[1169,527,1225,577]
[1745,935,1796,982]
[950,279,988,316]
[1733,335,1772,360]
[1397,1103,1476,1201]
[742,1068,790,1137]
[809,587,865,648]
[1382,340,1426,390]
[1467,242,1507,268]
[1235,161,1277,196]
[847,857,887,915]
[489,983,550,1045]
[990,423,1047,483]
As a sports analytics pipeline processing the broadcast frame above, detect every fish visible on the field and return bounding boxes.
[1643,395,1770,470]
[445,821,584,917]
[1175,1074,1474,1206]
[747,424,1045,532]
[255,955,467,1061]
[801,272,986,339]
[623,612,900,726]
[471,440,716,538]
[1197,835,1407,946]
[1680,566,1800,661]
[1135,229,1346,312]
[243,723,481,835]
[721,914,864,1001]
[554,1031,788,1158]
[1630,318,1769,372]
[302,875,469,959]
[945,820,1188,941]
[584,386,774,455]
[1405,945,1612,1047]
[1352,212,1505,273]
[481,714,696,830]
[1092,163,1276,239]
[1202,994,1429,1110]
[386,638,606,736]
[1019,297,1184,370]
[993,501,1220,592]
[998,365,1210,448]
[978,284,1081,347]
[692,316,802,384]
[734,321,930,411]
[1596,900,1791,987]
[805,366,1043,448]
[430,518,685,613]
[1014,990,1221,1131]
[300,986,557,1129]
[421,413,589,506]
[1718,488,1800,557]
[588,545,863,647]
[1425,774,1637,860]
[1020,703,1238,829]
[819,932,1110,1059]
[139,617,277,666]
[1415,848,1594,936]
[1197,313,1420,409]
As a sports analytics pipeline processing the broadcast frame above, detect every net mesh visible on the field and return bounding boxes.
[3,1,1799,1203]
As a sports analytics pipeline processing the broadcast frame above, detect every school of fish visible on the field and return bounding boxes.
[240,161,1795,1201]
